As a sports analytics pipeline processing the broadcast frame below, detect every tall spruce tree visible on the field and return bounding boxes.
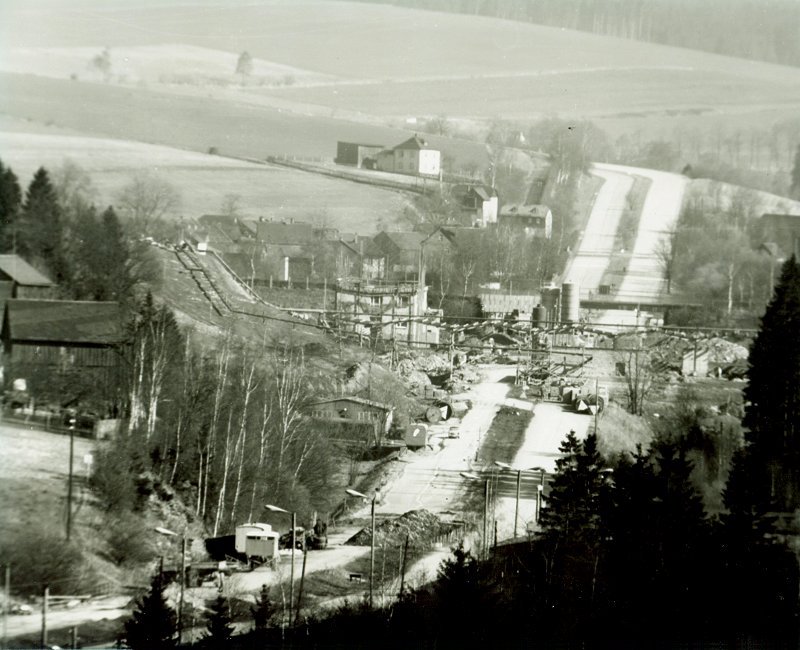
[0,159,22,253]
[123,573,177,650]
[538,431,615,636]
[20,167,67,284]
[202,594,235,647]
[742,255,800,511]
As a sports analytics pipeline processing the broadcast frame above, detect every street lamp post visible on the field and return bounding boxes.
[345,488,376,608]
[460,472,489,559]
[265,504,296,625]
[154,526,186,645]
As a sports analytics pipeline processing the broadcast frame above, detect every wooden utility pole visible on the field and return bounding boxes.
[295,538,308,626]
[399,534,410,597]
[41,585,49,650]
[3,565,9,650]
[66,419,75,540]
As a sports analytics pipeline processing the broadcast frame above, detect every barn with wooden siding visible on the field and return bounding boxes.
[305,396,394,446]
[1,299,123,403]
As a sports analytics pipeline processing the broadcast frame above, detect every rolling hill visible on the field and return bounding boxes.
[1,0,799,161]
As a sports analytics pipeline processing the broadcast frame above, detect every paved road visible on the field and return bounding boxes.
[597,164,689,301]
[564,167,632,293]
[564,163,689,328]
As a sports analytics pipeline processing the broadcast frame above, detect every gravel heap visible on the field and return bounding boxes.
[345,509,449,548]
[707,338,749,365]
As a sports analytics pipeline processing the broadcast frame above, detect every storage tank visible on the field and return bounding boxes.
[560,282,580,324]
[531,304,548,328]
[541,287,560,324]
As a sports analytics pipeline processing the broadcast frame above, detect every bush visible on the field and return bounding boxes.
[105,513,154,566]
[0,525,98,596]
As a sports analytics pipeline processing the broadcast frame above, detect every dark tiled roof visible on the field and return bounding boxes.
[499,204,551,217]
[393,135,430,151]
[4,299,122,345]
[251,220,315,245]
[0,255,54,286]
[380,231,425,251]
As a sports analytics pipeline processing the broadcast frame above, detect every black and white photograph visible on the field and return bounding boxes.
[1,0,800,647]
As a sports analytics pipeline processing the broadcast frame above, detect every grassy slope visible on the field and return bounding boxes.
[2,1,800,158]
[0,131,413,232]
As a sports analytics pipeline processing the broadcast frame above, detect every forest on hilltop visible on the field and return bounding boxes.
[357,0,800,68]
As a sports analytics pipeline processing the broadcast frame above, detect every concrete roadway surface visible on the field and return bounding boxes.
[564,166,633,293]
[598,163,689,301]
[565,162,689,327]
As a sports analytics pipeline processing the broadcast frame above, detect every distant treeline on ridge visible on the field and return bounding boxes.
[356,0,800,69]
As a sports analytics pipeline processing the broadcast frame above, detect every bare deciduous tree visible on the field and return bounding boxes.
[117,171,181,235]
[618,344,656,416]
[654,226,679,294]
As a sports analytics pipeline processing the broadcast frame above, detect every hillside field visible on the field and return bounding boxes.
[0,131,414,232]
[2,0,800,166]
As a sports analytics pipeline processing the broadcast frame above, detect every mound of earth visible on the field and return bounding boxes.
[707,338,749,365]
[345,509,452,547]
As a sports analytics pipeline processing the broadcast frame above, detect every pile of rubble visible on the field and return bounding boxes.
[706,337,749,365]
[345,509,450,548]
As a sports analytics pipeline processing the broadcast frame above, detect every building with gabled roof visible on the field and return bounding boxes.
[0,255,56,312]
[452,184,499,227]
[305,396,394,446]
[375,135,441,177]
[1,299,123,405]
[498,204,552,239]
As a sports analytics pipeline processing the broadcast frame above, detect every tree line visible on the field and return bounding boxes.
[361,0,800,68]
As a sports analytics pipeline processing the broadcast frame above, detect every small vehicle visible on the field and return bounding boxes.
[11,604,33,615]
[448,426,460,439]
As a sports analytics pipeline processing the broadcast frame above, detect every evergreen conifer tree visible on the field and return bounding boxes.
[252,584,274,635]
[20,167,67,283]
[742,255,800,511]
[123,573,177,650]
[203,594,235,647]
[0,159,22,253]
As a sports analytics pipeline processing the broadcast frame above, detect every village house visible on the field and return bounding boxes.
[498,204,553,239]
[368,229,452,282]
[188,215,254,254]
[376,135,441,177]
[452,184,499,227]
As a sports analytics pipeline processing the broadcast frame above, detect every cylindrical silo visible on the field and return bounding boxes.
[532,304,548,327]
[560,282,580,323]
[541,287,560,325]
